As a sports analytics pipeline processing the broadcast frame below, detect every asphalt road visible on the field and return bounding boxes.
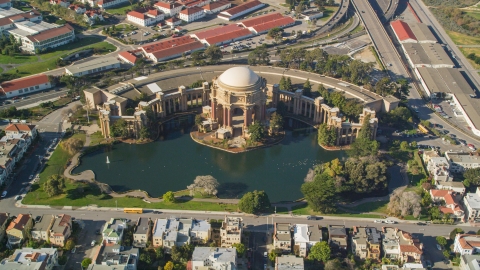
[351,0,408,80]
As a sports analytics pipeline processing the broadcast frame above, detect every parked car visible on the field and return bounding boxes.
[1,191,7,198]
[437,244,442,250]
[385,220,396,224]
[91,240,96,246]
[468,144,476,151]
[374,220,383,223]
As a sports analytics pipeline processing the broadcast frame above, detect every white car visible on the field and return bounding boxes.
[385,220,396,224]
[374,220,383,223]
[437,244,442,250]
[29,175,33,180]
[1,191,7,198]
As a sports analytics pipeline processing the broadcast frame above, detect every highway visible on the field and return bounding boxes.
[351,0,408,80]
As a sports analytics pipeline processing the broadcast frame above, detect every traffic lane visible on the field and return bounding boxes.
[0,89,68,110]
[65,219,104,268]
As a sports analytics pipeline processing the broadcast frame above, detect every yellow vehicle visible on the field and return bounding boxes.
[418,124,429,134]
[124,208,143,214]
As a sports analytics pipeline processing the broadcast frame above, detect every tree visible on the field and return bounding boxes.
[164,261,174,270]
[232,243,246,257]
[400,141,409,151]
[325,259,348,270]
[279,76,287,91]
[269,112,283,134]
[267,27,283,41]
[163,191,176,203]
[248,121,264,142]
[155,246,164,260]
[349,115,379,157]
[303,78,312,97]
[285,77,293,92]
[81,258,92,268]
[64,239,75,251]
[205,45,223,64]
[187,175,219,196]
[309,241,330,262]
[464,168,480,186]
[436,236,447,247]
[139,127,150,140]
[139,252,152,265]
[195,114,203,131]
[248,45,270,66]
[238,190,271,214]
[295,2,305,15]
[318,123,337,147]
[110,119,129,138]
[450,228,464,240]
[43,174,66,197]
[387,190,421,218]
[301,173,336,213]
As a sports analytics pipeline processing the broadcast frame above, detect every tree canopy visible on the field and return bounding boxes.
[318,123,337,147]
[163,191,176,203]
[205,45,223,64]
[248,45,270,66]
[238,190,271,214]
[187,175,219,196]
[248,121,265,142]
[301,173,336,213]
[349,115,379,157]
[464,168,480,187]
[43,174,66,197]
[309,241,331,262]
[61,137,84,155]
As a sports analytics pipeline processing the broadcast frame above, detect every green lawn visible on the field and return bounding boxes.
[319,6,339,22]
[290,204,384,218]
[0,66,3,73]
[346,200,388,214]
[447,30,480,45]
[90,131,106,146]
[459,47,480,69]
[7,58,57,77]
[465,11,480,20]
[0,54,38,65]
[104,3,136,15]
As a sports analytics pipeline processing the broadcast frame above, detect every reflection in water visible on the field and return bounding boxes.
[73,117,344,201]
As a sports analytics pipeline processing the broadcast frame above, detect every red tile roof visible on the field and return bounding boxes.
[180,6,203,15]
[1,74,49,93]
[192,24,243,40]
[5,124,36,132]
[6,214,30,231]
[118,51,139,64]
[249,16,295,33]
[0,17,13,27]
[0,0,11,4]
[430,189,449,197]
[151,40,204,61]
[205,28,252,45]
[458,234,480,250]
[166,17,180,23]
[155,1,182,9]
[202,0,230,11]
[128,10,147,19]
[27,24,74,43]
[222,0,263,16]
[141,36,197,53]
[390,20,417,42]
[240,12,283,27]
[148,9,161,16]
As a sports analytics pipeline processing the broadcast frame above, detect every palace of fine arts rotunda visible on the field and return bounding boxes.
[84,66,400,146]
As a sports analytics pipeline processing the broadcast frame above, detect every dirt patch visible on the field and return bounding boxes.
[352,47,379,69]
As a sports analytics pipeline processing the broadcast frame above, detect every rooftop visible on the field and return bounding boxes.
[179,6,203,15]
[204,28,252,45]
[390,20,417,42]
[134,218,150,234]
[0,248,57,270]
[192,24,243,40]
[403,43,453,67]
[276,255,304,270]
[446,151,480,164]
[191,247,237,264]
[221,0,263,16]
[66,57,120,74]
[32,215,52,232]
[1,74,49,93]
[239,12,283,27]
[50,214,71,236]
[249,16,295,33]
[202,0,230,10]
[407,22,437,42]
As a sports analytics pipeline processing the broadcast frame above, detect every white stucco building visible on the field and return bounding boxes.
[154,1,183,16]
[65,57,121,77]
[0,74,51,98]
[445,152,480,173]
[191,247,237,270]
[102,218,127,244]
[127,9,164,27]
[179,6,204,22]
[454,234,480,255]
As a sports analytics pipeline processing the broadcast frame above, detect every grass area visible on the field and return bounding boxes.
[370,46,386,71]
[346,200,388,214]
[104,3,136,15]
[29,97,72,118]
[350,24,364,35]
[465,11,480,20]
[275,206,289,214]
[0,54,38,65]
[0,66,3,73]
[90,131,106,146]
[290,204,384,219]
[446,30,480,45]
[7,58,57,77]
[319,6,339,21]
[39,37,103,60]
[459,47,480,69]
[174,189,217,199]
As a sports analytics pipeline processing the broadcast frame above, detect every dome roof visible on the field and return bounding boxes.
[218,67,260,88]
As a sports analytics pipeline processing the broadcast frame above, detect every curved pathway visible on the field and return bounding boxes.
[64,133,95,181]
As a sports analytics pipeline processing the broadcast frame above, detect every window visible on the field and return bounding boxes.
[30,87,34,90]
[35,85,39,89]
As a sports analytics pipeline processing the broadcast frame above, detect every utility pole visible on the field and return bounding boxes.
[115,200,117,210]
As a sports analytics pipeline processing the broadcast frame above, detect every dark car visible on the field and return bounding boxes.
[35,216,42,222]
[416,222,427,226]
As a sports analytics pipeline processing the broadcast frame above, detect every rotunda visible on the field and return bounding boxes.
[210,66,267,137]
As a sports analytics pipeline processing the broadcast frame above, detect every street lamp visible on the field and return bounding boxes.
[197,67,204,81]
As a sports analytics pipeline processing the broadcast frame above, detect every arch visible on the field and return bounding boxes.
[231,107,244,128]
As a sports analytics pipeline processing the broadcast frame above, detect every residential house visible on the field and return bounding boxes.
[351,227,368,259]
[0,248,58,270]
[0,134,32,185]
[422,150,440,164]
[430,189,465,221]
[1,74,51,98]
[427,157,452,182]
[0,213,9,243]
[460,254,480,270]
[365,227,382,261]
[97,0,129,9]
[31,215,54,242]
[202,0,231,14]
[293,224,322,257]
[154,1,182,16]
[387,228,423,263]
[6,214,32,246]
[152,218,191,252]
[102,218,127,244]
[435,180,466,195]
[133,217,151,247]
[89,244,139,270]
[69,4,86,14]
[190,219,211,244]
[445,152,480,173]
[464,187,480,222]
[5,124,37,139]
[454,234,480,255]
[49,214,72,247]
[220,216,242,248]
[190,247,237,270]
[328,225,347,250]
[382,227,400,259]
[274,223,292,253]
[84,10,103,25]
[50,0,69,8]
[275,255,304,270]
[179,6,205,23]
[165,17,181,27]
[127,8,164,27]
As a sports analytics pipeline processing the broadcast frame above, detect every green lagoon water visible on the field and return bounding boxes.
[73,118,344,202]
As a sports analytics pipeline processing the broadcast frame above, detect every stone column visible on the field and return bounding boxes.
[211,99,216,119]
[223,107,227,127]
[228,107,232,127]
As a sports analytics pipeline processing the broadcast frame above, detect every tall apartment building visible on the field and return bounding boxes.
[220,216,242,248]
